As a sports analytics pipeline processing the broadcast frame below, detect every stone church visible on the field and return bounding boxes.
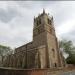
[3,9,65,69]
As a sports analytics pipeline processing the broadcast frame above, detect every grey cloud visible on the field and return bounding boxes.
[16,1,42,9]
[10,32,32,48]
[54,9,74,26]
[0,1,75,48]
[0,30,32,49]
[16,1,73,27]
[59,29,75,45]
[0,8,18,23]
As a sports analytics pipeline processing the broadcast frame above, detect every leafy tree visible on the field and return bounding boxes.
[59,39,75,64]
[0,45,13,66]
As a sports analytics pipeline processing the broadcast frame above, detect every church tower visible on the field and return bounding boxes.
[3,9,65,69]
[33,9,63,68]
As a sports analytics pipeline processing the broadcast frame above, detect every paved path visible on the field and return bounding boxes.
[60,71,75,75]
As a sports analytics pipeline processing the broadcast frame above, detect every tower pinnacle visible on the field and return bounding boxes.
[43,8,45,14]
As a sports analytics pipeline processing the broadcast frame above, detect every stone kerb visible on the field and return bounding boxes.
[0,67,74,75]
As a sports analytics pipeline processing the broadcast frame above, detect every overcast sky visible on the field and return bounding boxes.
[0,1,75,49]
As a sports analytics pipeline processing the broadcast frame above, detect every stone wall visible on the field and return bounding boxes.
[0,67,74,75]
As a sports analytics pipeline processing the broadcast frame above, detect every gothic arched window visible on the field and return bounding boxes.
[48,18,52,25]
[37,19,41,26]
[54,63,57,67]
[52,49,55,58]
[39,19,41,24]
[37,21,39,26]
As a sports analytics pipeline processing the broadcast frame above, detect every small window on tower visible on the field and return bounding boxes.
[54,63,57,67]
[37,19,41,26]
[48,18,49,24]
[37,21,39,26]
[52,49,55,58]
[48,18,52,25]
[39,19,41,24]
